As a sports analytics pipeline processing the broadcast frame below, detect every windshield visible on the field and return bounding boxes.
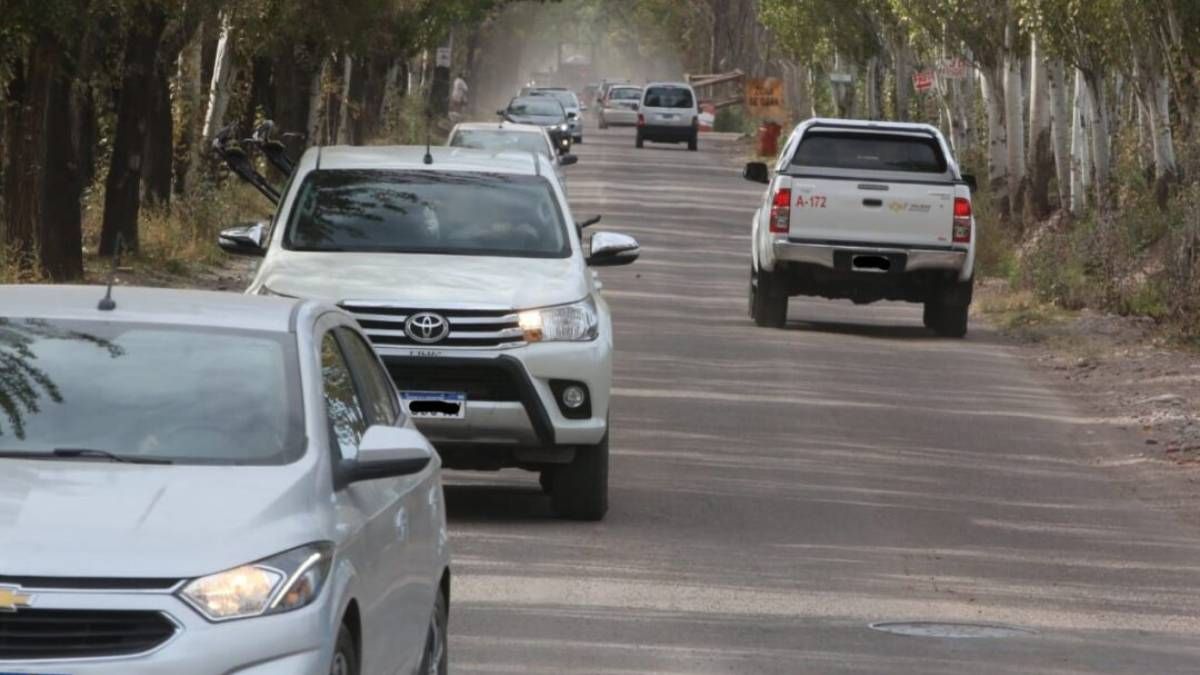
[790,131,948,173]
[534,90,579,108]
[285,170,569,258]
[609,88,641,101]
[450,129,550,157]
[643,86,693,108]
[507,98,563,117]
[0,319,303,465]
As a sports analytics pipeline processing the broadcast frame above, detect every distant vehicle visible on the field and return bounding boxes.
[530,88,585,144]
[598,85,643,129]
[0,285,449,674]
[596,79,631,108]
[219,146,642,521]
[637,82,700,151]
[501,96,572,153]
[743,118,977,337]
[447,121,578,186]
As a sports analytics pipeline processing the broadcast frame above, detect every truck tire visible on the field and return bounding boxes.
[551,434,609,521]
[924,278,973,338]
[751,268,788,328]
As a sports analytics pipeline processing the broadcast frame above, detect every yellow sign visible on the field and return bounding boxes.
[746,78,786,121]
[0,586,33,612]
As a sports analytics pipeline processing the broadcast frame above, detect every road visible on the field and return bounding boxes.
[445,123,1200,674]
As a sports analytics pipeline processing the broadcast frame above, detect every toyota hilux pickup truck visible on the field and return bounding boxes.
[743,118,977,337]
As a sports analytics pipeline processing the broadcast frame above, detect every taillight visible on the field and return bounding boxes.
[637,113,645,127]
[770,188,791,234]
[953,197,972,244]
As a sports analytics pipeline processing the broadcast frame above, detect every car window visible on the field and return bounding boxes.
[285,170,570,258]
[321,333,369,459]
[335,327,400,426]
[0,319,304,465]
[610,88,641,101]
[644,86,694,109]
[533,90,578,108]
[450,129,551,157]
[790,131,948,173]
[508,98,563,117]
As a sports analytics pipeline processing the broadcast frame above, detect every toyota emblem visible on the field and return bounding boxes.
[405,312,451,344]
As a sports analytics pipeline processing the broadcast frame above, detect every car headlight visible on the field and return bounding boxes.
[178,543,333,622]
[519,297,599,342]
[558,123,569,132]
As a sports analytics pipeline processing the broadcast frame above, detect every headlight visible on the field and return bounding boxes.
[179,543,333,622]
[558,123,569,132]
[519,298,599,342]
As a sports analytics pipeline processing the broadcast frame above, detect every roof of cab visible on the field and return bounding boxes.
[297,145,543,176]
[0,285,307,333]
[450,121,547,135]
[802,117,941,135]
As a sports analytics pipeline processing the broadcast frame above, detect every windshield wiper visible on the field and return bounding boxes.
[52,448,174,465]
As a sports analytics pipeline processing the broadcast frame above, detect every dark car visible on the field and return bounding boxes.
[501,96,572,153]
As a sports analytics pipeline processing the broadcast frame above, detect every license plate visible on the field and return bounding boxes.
[659,114,676,120]
[402,392,466,419]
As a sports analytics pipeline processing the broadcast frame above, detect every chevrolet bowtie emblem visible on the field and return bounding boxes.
[0,585,33,613]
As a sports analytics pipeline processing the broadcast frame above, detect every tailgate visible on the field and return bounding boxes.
[788,178,955,247]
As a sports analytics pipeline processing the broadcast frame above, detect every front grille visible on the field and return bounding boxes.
[387,361,521,401]
[340,303,524,349]
[0,609,177,660]
[0,576,181,591]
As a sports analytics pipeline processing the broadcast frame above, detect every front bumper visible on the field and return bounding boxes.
[0,584,334,675]
[773,239,967,274]
[380,339,610,465]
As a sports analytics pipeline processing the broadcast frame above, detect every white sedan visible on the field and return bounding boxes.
[448,121,578,186]
[0,285,449,675]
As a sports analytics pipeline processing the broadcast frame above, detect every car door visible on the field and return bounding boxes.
[334,325,437,675]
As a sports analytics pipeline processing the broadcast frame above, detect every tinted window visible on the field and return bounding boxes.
[0,319,303,465]
[336,328,400,426]
[533,90,578,108]
[609,88,641,101]
[322,333,369,459]
[285,170,570,258]
[644,87,694,109]
[450,129,550,157]
[790,131,948,173]
[508,98,564,117]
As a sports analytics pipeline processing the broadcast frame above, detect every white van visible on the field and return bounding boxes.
[636,82,700,151]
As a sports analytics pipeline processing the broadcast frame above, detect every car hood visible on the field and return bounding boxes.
[257,251,590,309]
[0,459,324,578]
[508,115,564,127]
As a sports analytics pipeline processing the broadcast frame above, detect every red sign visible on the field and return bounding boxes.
[912,70,936,93]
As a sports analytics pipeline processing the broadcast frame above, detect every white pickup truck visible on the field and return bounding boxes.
[744,119,977,337]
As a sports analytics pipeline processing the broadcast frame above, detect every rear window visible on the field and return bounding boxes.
[790,131,947,174]
[450,129,549,157]
[609,88,641,101]
[644,86,694,109]
[508,98,563,117]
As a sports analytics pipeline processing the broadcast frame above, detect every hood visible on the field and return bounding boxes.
[508,115,564,127]
[0,459,325,578]
[258,251,590,309]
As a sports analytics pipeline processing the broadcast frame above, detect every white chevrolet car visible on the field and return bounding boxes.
[219,146,640,520]
[0,286,448,674]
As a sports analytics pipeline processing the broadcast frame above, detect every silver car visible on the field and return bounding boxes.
[0,285,449,675]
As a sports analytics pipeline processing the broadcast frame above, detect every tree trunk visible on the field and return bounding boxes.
[979,65,1010,220]
[3,41,57,263]
[99,3,168,257]
[1026,37,1053,219]
[41,69,86,280]
[1069,70,1091,214]
[893,44,912,121]
[178,20,206,193]
[307,58,330,146]
[200,12,238,145]
[141,60,173,205]
[1047,58,1071,211]
[336,55,354,145]
[1002,20,1026,219]
[1081,70,1111,208]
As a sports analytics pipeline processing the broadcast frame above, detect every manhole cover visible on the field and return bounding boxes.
[869,621,1036,639]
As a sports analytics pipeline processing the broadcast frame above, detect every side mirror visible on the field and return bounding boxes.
[218,222,267,257]
[961,173,978,193]
[743,162,770,185]
[337,426,433,488]
[588,231,640,267]
[567,111,578,119]
[559,154,579,167]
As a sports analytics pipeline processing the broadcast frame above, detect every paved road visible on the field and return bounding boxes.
[445,123,1200,674]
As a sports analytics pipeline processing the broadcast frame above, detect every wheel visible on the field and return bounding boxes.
[635,133,644,149]
[551,433,609,521]
[752,267,788,328]
[331,624,358,675]
[417,588,449,675]
[538,469,554,495]
[688,133,698,151]
[925,278,973,338]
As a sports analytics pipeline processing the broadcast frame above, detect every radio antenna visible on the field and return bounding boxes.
[423,105,434,165]
[97,233,124,312]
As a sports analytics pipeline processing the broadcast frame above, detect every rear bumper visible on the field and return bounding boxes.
[603,109,638,125]
[773,239,967,274]
[639,125,695,141]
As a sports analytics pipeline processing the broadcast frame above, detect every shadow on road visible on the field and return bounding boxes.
[444,482,557,523]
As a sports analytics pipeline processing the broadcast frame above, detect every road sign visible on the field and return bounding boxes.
[829,73,854,84]
[939,58,969,80]
[912,70,936,93]
[745,78,786,121]
[436,47,451,68]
